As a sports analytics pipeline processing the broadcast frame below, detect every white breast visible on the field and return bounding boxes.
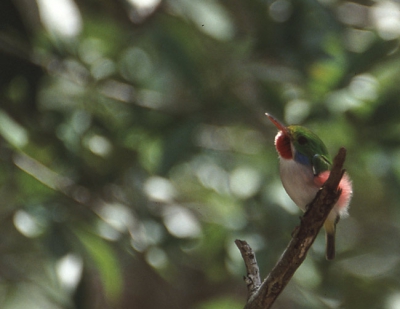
[279,158,319,211]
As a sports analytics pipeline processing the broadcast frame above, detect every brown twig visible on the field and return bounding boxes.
[236,147,347,309]
[235,239,261,300]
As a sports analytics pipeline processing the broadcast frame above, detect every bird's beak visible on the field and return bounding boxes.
[265,113,289,135]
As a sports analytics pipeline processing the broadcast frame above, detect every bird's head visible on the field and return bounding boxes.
[266,113,329,165]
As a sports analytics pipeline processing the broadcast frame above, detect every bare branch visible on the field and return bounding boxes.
[237,147,347,309]
[235,239,262,300]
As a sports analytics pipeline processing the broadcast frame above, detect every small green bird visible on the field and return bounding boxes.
[266,113,352,260]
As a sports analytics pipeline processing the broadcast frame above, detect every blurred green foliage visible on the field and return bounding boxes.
[1,0,400,308]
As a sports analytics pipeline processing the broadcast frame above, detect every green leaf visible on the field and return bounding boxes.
[73,226,123,303]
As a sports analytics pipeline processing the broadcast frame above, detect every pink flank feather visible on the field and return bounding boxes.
[314,171,352,217]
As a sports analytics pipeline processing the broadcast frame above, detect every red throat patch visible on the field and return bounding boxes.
[275,131,292,159]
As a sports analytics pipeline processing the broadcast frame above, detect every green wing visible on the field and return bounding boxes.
[312,154,331,175]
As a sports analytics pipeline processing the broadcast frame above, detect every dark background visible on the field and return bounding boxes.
[0,0,399,308]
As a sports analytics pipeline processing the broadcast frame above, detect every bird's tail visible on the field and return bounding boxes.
[325,230,335,260]
[324,220,337,260]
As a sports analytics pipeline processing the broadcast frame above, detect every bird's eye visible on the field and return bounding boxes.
[298,136,308,145]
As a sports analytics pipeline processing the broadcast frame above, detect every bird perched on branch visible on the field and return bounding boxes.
[266,113,352,260]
